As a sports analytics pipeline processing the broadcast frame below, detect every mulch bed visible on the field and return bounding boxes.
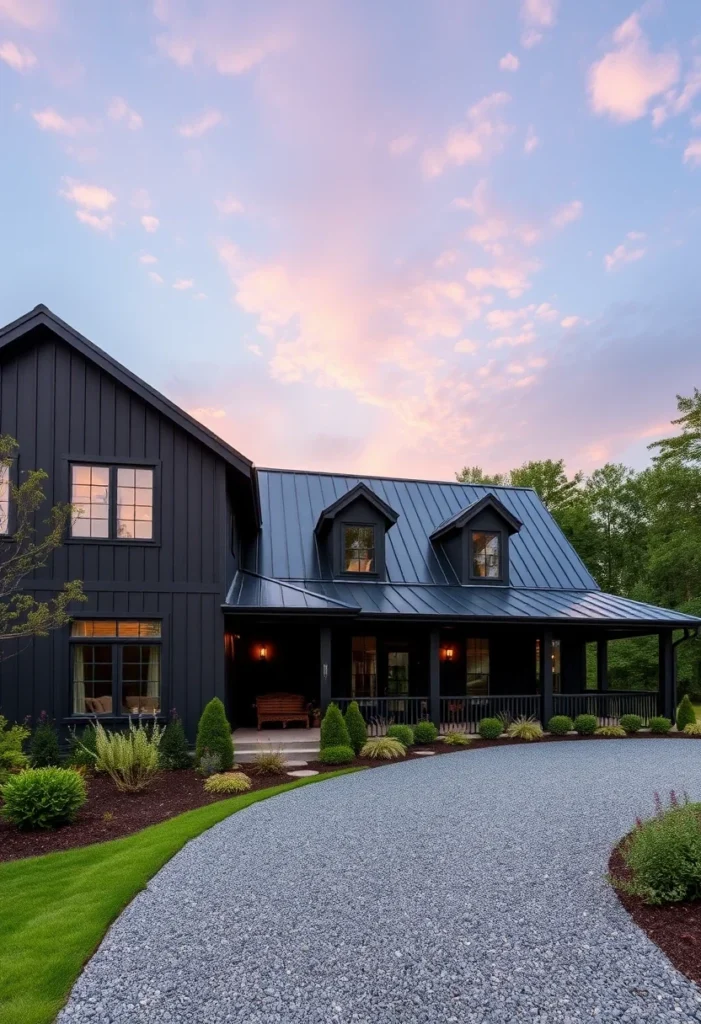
[0,731,695,864]
[609,842,701,987]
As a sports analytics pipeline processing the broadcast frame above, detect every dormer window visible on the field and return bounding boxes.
[344,525,375,573]
[472,531,501,579]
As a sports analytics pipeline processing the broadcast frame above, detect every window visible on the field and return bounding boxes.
[535,637,561,693]
[472,531,501,578]
[71,619,162,715]
[387,650,409,695]
[71,465,154,540]
[466,637,489,695]
[0,463,9,535]
[352,636,377,698]
[344,525,375,573]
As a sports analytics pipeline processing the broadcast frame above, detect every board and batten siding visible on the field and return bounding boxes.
[0,326,234,738]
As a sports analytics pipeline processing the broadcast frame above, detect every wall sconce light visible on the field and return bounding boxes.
[443,646,455,662]
[259,645,268,661]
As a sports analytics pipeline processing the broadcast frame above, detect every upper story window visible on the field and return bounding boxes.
[0,463,10,535]
[472,531,501,579]
[344,525,375,573]
[71,464,154,541]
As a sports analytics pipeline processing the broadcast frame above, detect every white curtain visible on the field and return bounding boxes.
[146,646,161,709]
[73,646,85,713]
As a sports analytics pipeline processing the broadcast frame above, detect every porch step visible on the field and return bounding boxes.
[233,727,320,764]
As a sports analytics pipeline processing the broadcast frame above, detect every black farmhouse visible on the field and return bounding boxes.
[1,305,699,740]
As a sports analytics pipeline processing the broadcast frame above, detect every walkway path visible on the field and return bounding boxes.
[59,742,701,1023]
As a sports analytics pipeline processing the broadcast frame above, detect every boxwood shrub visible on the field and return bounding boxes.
[573,713,597,736]
[413,721,438,744]
[619,714,643,734]
[318,744,355,765]
[1,767,87,830]
[547,715,573,736]
[650,716,672,734]
[386,724,414,747]
[478,717,503,740]
[195,698,234,771]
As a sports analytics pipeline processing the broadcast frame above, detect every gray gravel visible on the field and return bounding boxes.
[59,741,701,1023]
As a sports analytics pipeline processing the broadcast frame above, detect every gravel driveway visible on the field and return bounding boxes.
[59,741,701,1023]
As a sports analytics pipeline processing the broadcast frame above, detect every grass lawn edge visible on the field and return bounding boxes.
[0,768,359,1024]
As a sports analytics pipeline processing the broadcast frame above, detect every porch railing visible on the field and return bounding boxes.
[552,691,657,725]
[441,695,541,733]
[332,697,430,737]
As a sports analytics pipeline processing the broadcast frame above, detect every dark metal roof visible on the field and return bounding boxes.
[315,481,398,535]
[224,572,701,627]
[430,492,522,541]
[253,469,599,590]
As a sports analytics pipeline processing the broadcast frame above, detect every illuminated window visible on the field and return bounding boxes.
[0,463,9,535]
[472,531,501,578]
[352,636,377,698]
[70,465,155,540]
[344,525,375,573]
[466,638,489,695]
[117,467,153,539]
[71,620,162,715]
[71,465,110,538]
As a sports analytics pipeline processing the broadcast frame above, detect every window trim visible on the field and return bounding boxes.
[63,455,161,546]
[341,522,378,577]
[469,529,503,582]
[0,458,16,540]
[68,616,164,720]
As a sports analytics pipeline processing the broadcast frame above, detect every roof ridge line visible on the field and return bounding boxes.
[256,466,537,491]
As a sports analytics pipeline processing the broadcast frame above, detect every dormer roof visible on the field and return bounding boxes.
[429,492,523,542]
[314,482,399,536]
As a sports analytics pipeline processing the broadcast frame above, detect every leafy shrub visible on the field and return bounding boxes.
[0,715,29,784]
[94,719,163,793]
[413,721,438,744]
[478,717,503,740]
[360,737,406,760]
[197,750,223,777]
[252,749,286,775]
[318,745,355,765]
[619,714,643,734]
[195,698,234,771]
[595,725,627,738]
[386,724,414,747]
[29,712,61,767]
[650,716,672,734]
[343,701,368,755]
[677,695,696,732]
[1,767,86,830]
[160,709,191,770]
[67,724,98,770]
[619,796,701,904]
[683,723,701,737]
[204,772,252,795]
[573,714,597,736]
[507,716,544,741]
[320,703,351,750]
[442,731,472,746]
[547,715,574,736]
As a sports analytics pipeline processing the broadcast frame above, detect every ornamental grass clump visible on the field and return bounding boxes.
[573,714,597,736]
[442,731,472,746]
[320,703,351,750]
[619,714,643,734]
[203,772,252,795]
[29,711,61,767]
[413,721,438,744]
[478,717,503,740]
[547,715,573,736]
[595,725,627,738]
[650,716,672,734]
[343,701,368,754]
[677,695,696,733]
[0,714,29,784]
[318,744,355,765]
[0,766,86,830]
[195,697,234,771]
[360,737,406,760]
[160,709,191,769]
[251,748,286,775]
[386,724,414,747]
[507,716,544,741]
[618,793,701,904]
[93,719,163,793]
[683,723,701,737]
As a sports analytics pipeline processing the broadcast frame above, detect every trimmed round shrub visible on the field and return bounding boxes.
[619,714,643,734]
[29,712,61,768]
[595,725,627,738]
[160,710,191,769]
[547,715,574,736]
[442,731,472,746]
[650,716,672,735]
[360,737,406,760]
[386,724,414,747]
[344,701,368,755]
[683,723,701,737]
[318,744,355,765]
[413,721,438,744]
[1,767,86,830]
[676,695,696,733]
[204,772,252,795]
[196,698,234,772]
[320,704,351,750]
[573,714,597,736]
[478,717,503,740]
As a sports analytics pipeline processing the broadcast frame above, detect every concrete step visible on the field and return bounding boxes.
[237,749,320,764]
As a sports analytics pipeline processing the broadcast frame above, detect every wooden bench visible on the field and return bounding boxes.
[256,692,309,730]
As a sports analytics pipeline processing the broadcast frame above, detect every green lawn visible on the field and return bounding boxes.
[0,771,353,1024]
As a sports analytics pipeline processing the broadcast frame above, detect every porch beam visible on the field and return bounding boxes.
[597,638,608,692]
[658,629,675,720]
[320,627,332,713]
[541,630,553,724]
[429,629,440,729]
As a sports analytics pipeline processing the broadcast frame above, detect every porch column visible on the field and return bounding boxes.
[658,629,675,720]
[541,629,553,725]
[597,639,608,692]
[429,629,440,729]
[320,627,332,713]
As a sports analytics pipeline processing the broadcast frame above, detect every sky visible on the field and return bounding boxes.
[1,0,701,482]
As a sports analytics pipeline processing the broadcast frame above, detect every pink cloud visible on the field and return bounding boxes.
[551,199,583,229]
[0,0,55,30]
[524,125,539,154]
[604,231,647,271]
[141,215,159,233]
[75,210,112,232]
[177,110,222,138]
[32,108,93,136]
[0,40,36,71]
[60,179,116,212]
[214,195,244,215]
[499,53,519,72]
[520,0,558,47]
[684,139,701,167]
[422,93,512,178]
[107,97,143,130]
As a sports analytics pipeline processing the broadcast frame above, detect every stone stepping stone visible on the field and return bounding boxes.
[283,759,309,767]
[287,769,319,778]
[413,749,436,756]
